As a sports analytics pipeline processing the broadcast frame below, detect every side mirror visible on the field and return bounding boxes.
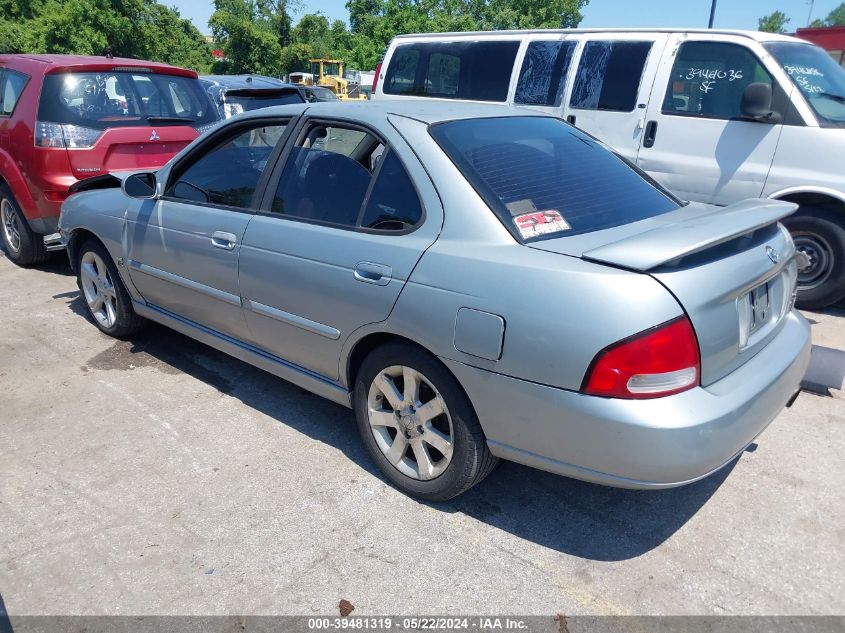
[741,83,781,123]
[122,172,158,199]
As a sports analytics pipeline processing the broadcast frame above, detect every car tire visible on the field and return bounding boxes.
[0,184,49,267]
[783,208,845,310]
[76,239,145,338]
[354,342,498,501]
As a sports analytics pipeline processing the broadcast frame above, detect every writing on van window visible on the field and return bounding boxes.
[783,64,825,94]
[683,68,744,94]
[662,41,773,119]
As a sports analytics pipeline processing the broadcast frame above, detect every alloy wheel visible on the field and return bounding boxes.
[79,251,118,329]
[1,199,21,254]
[367,365,454,481]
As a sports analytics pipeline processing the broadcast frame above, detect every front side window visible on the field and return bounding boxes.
[0,69,27,116]
[271,122,422,232]
[570,40,652,112]
[765,41,845,128]
[662,41,774,120]
[166,122,288,208]
[515,41,576,107]
[38,71,217,130]
[384,41,520,101]
[430,116,680,242]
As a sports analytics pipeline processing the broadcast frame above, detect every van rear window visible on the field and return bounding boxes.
[38,71,217,130]
[384,41,520,102]
[430,117,681,241]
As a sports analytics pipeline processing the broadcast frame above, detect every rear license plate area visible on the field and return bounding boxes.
[738,281,771,348]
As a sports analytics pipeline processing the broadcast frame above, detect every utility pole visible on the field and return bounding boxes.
[807,0,815,26]
[708,0,717,28]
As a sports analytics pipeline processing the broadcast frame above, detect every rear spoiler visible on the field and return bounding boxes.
[582,199,798,271]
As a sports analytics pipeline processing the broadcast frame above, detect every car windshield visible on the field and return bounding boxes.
[39,71,217,130]
[430,116,681,241]
[764,42,845,128]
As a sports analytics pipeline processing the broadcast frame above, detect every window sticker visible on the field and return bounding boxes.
[514,210,571,240]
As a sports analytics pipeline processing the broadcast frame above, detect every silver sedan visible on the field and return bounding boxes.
[59,101,811,500]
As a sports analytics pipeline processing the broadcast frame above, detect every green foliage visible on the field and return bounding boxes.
[342,0,587,70]
[758,10,790,33]
[0,0,212,72]
[819,2,845,26]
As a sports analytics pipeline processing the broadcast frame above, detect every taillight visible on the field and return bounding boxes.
[35,122,102,149]
[582,316,700,399]
[372,62,382,94]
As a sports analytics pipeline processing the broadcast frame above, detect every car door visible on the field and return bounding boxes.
[125,118,293,340]
[237,117,443,381]
[636,34,787,205]
[561,34,669,163]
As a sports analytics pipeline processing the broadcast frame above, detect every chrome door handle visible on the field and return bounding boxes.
[354,262,392,286]
[211,231,237,250]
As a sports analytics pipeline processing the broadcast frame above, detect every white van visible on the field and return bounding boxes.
[372,29,845,308]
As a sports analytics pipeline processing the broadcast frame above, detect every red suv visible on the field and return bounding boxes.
[0,54,218,265]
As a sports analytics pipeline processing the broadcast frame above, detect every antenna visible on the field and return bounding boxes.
[708,0,717,28]
[807,0,815,26]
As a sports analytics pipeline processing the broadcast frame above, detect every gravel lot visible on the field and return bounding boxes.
[0,249,843,617]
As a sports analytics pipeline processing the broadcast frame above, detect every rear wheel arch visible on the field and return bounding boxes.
[346,332,436,391]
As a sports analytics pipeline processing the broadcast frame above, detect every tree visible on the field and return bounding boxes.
[344,0,589,70]
[811,2,845,26]
[0,0,212,71]
[210,0,286,75]
[758,10,790,33]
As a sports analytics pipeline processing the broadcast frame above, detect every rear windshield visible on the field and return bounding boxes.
[430,117,681,241]
[221,90,303,116]
[38,71,217,130]
[384,41,520,101]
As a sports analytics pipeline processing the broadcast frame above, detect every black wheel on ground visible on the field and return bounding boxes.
[76,238,146,338]
[0,184,49,266]
[354,342,498,501]
[783,208,845,310]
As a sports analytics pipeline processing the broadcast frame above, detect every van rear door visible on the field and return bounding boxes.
[561,33,669,164]
[636,33,787,205]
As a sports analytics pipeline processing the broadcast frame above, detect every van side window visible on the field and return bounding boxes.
[0,69,28,116]
[515,41,577,107]
[570,41,652,112]
[662,42,774,120]
[384,41,520,102]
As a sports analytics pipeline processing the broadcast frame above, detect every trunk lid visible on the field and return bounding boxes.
[65,126,197,180]
[528,199,799,386]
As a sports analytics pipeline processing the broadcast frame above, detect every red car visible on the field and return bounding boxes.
[0,54,218,265]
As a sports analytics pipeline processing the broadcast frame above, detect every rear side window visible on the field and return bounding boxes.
[663,42,774,120]
[0,69,28,116]
[570,41,652,112]
[384,41,520,101]
[360,151,423,230]
[38,71,217,130]
[430,117,680,241]
[271,122,422,232]
[166,122,288,209]
[515,41,576,107]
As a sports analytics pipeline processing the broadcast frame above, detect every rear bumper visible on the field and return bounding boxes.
[443,310,812,489]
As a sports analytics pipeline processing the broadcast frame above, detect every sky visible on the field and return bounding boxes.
[171,0,844,35]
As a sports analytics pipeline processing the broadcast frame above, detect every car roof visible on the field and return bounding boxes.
[233,100,545,126]
[200,74,300,91]
[392,28,803,44]
[0,53,197,77]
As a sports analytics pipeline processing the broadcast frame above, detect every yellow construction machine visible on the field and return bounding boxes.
[307,59,368,101]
